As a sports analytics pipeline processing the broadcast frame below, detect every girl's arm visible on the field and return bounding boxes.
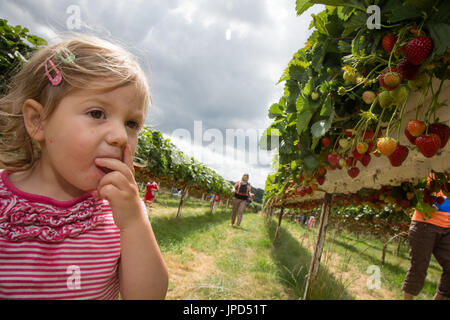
[119,213,168,299]
[93,145,168,299]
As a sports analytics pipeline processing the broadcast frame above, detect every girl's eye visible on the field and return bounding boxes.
[126,121,140,130]
[88,110,105,119]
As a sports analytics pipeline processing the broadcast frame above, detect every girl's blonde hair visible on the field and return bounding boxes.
[0,35,150,172]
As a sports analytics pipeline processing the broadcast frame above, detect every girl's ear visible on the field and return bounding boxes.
[22,99,45,142]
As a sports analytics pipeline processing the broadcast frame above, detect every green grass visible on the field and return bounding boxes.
[145,192,440,300]
[280,218,442,300]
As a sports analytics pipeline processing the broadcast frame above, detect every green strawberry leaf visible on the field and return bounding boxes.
[297,110,314,135]
[268,103,284,119]
[304,154,320,171]
[295,0,314,16]
[426,21,450,57]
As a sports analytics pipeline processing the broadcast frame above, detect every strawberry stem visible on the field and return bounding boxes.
[396,99,409,141]
[386,104,400,137]
[419,82,430,121]
[374,108,386,140]
[426,75,447,127]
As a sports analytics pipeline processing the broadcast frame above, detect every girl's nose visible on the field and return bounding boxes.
[105,121,128,148]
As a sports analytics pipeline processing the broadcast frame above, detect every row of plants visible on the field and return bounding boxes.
[281,204,409,237]
[265,171,449,237]
[261,0,449,218]
[134,126,233,199]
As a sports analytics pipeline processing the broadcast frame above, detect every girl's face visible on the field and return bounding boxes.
[242,175,249,182]
[40,84,146,195]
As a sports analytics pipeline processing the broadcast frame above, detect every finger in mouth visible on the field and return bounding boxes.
[97,165,114,174]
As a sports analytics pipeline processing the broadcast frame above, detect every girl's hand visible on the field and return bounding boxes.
[93,144,147,230]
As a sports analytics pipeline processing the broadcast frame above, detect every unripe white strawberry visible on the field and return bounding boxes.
[362,91,376,104]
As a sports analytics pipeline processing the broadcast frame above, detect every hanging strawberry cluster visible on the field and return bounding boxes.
[330,26,449,181]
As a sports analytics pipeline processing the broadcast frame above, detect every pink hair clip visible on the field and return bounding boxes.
[44,58,62,86]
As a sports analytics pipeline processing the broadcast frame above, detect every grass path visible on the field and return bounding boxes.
[147,193,440,300]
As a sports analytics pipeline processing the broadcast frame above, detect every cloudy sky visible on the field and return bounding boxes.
[1,0,323,188]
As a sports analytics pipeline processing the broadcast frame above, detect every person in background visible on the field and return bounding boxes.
[402,175,450,300]
[209,193,215,211]
[308,216,315,229]
[231,173,251,228]
[212,194,220,211]
[144,179,159,207]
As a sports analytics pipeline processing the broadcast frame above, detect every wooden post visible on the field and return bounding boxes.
[396,236,406,256]
[274,207,285,241]
[303,192,333,300]
[381,232,408,266]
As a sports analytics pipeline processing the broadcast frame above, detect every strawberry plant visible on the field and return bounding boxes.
[135,126,233,200]
[262,0,449,205]
[0,19,47,95]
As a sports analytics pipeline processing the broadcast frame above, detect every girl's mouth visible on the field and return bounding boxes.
[97,165,113,175]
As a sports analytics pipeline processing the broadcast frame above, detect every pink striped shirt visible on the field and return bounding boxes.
[0,169,121,300]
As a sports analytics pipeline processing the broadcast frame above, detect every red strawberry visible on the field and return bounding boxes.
[382,34,398,54]
[347,167,360,179]
[343,129,355,138]
[352,148,363,161]
[321,137,331,148]
[415,134,441,158]
[388,144,409,167]
[404,128,417,145]
[404,36,433,65]
[361,153,371,167]
[305,187,313,195]
[428,123,450,149]
[363,130,374,141]
[379,67,403,91]
[328,153,340,167]
[317,176,325,186]
[407,120,426,137]
[346,157,354,167]
[397,59,420,80]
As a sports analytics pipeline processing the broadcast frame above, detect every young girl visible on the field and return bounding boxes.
[0,35,168,299]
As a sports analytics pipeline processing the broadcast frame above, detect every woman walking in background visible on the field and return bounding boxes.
[231,174,251,228]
